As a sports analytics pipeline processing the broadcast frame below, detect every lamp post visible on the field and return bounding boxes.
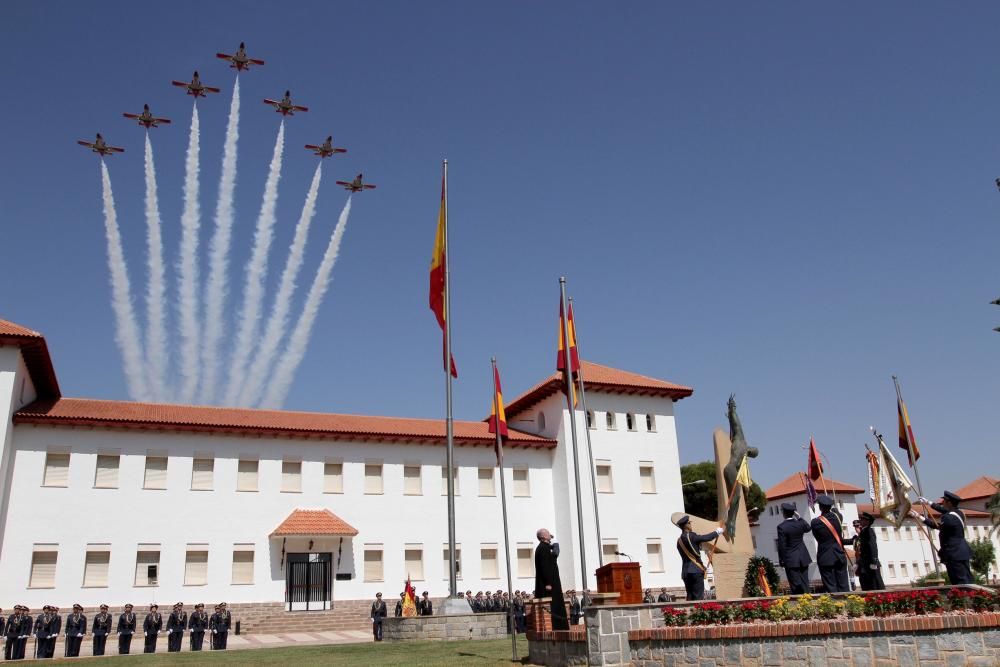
[682,479,707,488]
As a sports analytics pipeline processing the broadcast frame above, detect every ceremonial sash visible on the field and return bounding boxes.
[677,535,706,573]
[944,510,965,531]
[817,515,844,550]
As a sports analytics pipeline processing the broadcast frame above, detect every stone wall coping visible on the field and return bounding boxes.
[656,583,995,609]
[526,628,587,643]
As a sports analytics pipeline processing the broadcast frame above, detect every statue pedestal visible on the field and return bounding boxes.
[711,552,750,601]
[596,562,642,605]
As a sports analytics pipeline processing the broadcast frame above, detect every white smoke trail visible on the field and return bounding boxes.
[260,197,352,409]
[200,77,241,404]
[100,162,150,402]
[238,163,323,407]
[143,134,169,402]
[224,121,286,405]
[176,104,202,404]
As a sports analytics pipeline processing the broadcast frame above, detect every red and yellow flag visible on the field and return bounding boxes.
[429,172,457,378]
[556,299,580,374]
[897,397,920,466]
[402,576,417,617]
[756,565,772,597]
[488,364,508,465]
[807,438,824,481]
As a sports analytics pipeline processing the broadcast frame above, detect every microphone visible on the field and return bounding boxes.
[614,551,633,562]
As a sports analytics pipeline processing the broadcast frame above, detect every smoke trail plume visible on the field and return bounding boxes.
[100,162,150,402]
[238,163,323,407]
[225,121,286,405]
[176,105,202,403]
[143,134,169,401]
[200,77,241,404]
[260,197,352,409]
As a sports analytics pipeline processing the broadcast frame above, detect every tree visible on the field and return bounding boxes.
[969,538,996,579]
[681,461,767,522]
[987,483,1000,537]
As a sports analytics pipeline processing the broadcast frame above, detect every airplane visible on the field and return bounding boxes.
[336,173,377,192]
[171,71,221,98]
[123,104,172,129]
[216,42,265,71]
[304,136,347,158]
[263,90,308,116]
[77,133,124,156]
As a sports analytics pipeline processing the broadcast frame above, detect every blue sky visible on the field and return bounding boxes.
[1,2,998,498]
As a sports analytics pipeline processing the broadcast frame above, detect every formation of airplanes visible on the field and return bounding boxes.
[79,42,376,190]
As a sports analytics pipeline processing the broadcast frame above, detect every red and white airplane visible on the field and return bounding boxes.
[171,71,221,98]
[305,136,347,158]
[263,91,308,116]
[336,173,377,193]
[123,104,172,129]
[77,133,124,157]
[216,42,264,71]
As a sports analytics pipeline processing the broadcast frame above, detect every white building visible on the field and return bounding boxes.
[0,318,694,610]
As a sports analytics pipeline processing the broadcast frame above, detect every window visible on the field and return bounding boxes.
[639,464,656,493]
[602,541,619,564]
[83,548,109,587]
[135,548,160,586]
[478,468,495,496]
[605,412,617,430]
[364,547,384,582]
[517,545,534,578]
[900,562,908,579]
[596,462,613,493]
[29,546,57,588]
[626,413,636,431]
[905,526,913,541]
[324,462,343,493]
[237,459,259,492]
[646,414,656,432]
[443,545,462,579]
[404,465,422,495]
[191,458,213,491]
[184,549,208,586]
[893,527,901,540]
[94,454,119,489]
[281,460,302,493]
[43,453,70,487]
[143,456,167,490]
[481,546,498,579]
[646,541,664,572]
[912,561,920,576]
[441,466,460,495]
[405,547,424,580]
[838,500,844,510]
[880,527,889,540]
[232,546,254,585]
[364,464,383,494]
[887,563,896,579]
[512,468,530,497]
[586,411,595,429]
[924,561,930,573]
[537,412,546,431]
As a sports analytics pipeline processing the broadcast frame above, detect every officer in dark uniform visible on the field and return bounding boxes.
[847,512,884,591]
[369,593,387,641]
[166,602,187,652]
[209,604,229,650]
[188,603,208,651]
[218,603,231,649]
[914,491,974,585]
[418,591,433,616]
[16,607,32,660]
[810,495,850,592]
[91,605,112,656]
[675,515,724,601]
[776,501,812,594]
[33,605,53,659]
[3,606,17,660]
[394,592,404,617]
[63,604,86,657]
[116,603,136,654]
[568,590,581,625]
[0,609,5,649]
[142,604,162,653]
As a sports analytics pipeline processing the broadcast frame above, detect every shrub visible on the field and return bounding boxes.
[688,602,731,625]
[816,594,841,619]
[948,588,994,612]
[845,595,866,618]
[768,596,792,622]
[789,594,816,620]
[733,600,771,623]
[662,606,687,626]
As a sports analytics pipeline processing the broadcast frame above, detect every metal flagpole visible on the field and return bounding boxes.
[492,358,518,663]
[568,297,604,567]
[443,159,459,601]
[559,277,589,591]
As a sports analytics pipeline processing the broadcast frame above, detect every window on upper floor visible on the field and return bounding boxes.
[646,414,656,432]
[405,546,424,581]
[905,526,913,541]
[29,545,58,588]
[480,546,498,579]
[191,457,213,491]
[232,546,255,585]
[478,468,495,497]
[596,462,613,493]
[639,464,656,494]
[364,463,383,495]
[441,466,460,496]
[83,547,110,588]
[43,453,70,488]
[184,547,208,586]
[364,546,384,582]
[404,465,422,496]
[281,460,302,493]
[626,413,636,431]
[324,462,343,493]
[94,454,119,489]
[646,541,664,572]
[237,459,259,492]
[512,468,530,497]
[602,540,619,564]
[135,547,160,587]
[586,411,595,429]
[887,563,896,578]
[443,544,462,580]
[606,412,617,430]
[143,456,167,490]
[517,545,534,578]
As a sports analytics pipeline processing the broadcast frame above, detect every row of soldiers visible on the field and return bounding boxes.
[1,601,233,660]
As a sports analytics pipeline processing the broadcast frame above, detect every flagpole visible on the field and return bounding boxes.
[443,159,458,601]
[492,357,518,663]
[568,297,604,567]
[560,277,589,591]
[892,376,929,506]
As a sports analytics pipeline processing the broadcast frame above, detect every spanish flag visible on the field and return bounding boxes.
[488,363,508,465]
[402,576,418,617]
[807,437,824,481]
[557,299,580,374]
[897,396,920,466]
[429,170,457,377]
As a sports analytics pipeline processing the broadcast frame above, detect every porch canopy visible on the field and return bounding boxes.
[270,509,359,537]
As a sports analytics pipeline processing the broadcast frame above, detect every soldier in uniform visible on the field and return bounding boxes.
[394,592,404,617]
[369,594,387,641]
[418,591,433,616]
[776,501,812,594]
[188,603,208,651]
[642,589,655,604]
[847,512,884,591]
[16,607,32,660]
[116,604,136,655]
[3,606,17,660]
[91,605,112,657]
[142,603,162,654]
[811,495,850,593]
[166,602,187,653]
[63,604,86,658]
[33,605,52,659]
[675,515,724,601]
[656,587,670,603]
[218,603,232,649]
[914,491,974,585]
[568,590,581,625]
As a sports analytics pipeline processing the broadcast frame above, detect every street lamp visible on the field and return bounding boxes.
[682,479,706,488]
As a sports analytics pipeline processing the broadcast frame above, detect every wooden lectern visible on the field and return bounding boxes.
[595,562,642,604]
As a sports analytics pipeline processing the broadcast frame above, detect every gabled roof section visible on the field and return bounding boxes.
[0,318,60,399]
[954,476,999,501]
[504,361,693,418]
[14,397,557,450]
[766,473,865,501]
[271,509,358,537]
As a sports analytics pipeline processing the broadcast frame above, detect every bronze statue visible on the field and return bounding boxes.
[722,395,758,540]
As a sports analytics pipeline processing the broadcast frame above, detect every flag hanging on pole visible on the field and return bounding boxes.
[804,474,818,511]
[428,172,457,378]
[557,299,580,374]
[807,438,824,481]
[488,363,508,465]
[872,435,914,528]
[402,576,418,617]
[897,395,920,466]
[735,455,753,489]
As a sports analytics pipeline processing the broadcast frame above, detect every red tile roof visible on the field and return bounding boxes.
[503,361,692,418]
[0,318,60,399]
[271,509,358,537]
[953,476,999,501]
[765,473,866,501]
[14,397,557,449]
[857,503,990,520]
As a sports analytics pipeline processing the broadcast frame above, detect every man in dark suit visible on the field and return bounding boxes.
[63,604,86,657]
[847,512,884,591]
[533,527,569,630]
[776,501,812,594]
[142,604,162,654]
[188,603,208,651]
[369,593,387,641]
[914,490,974,585]
[91,605,113,656]
[810,495,850,592]
[675,515,724,601]
[116,604,136,655]
[166,602,187,653]
[418,591,433,616]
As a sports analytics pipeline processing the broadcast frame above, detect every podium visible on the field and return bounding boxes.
[595,562,642,605]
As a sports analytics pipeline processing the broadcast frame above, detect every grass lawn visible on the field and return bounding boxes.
[46,638,530,666]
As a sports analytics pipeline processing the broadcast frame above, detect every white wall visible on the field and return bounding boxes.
[0,347,37,559]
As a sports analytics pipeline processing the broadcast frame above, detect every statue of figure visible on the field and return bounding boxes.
[722,395,758,540]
